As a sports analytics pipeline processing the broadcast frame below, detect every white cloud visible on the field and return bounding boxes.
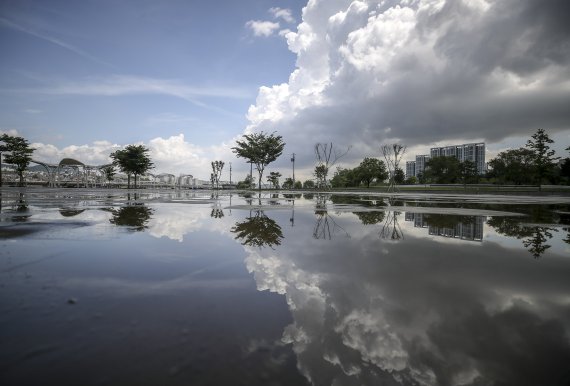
[269,7,296,23]
[246,0,570,176]
[245,20,281,37]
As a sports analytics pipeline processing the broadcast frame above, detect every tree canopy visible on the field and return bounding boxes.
[232,132,285,190]
[1,134,34,186]
[525,128,558,187]
[357,157,388,188]
[488,148,535,185]
[110,145,154,189]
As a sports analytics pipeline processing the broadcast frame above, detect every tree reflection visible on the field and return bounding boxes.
[380,210,404,240]
[353,211,385,225]
[210,208,224,219]
[107,205,154,231]
[231,210,283,248]
[487,217,557,259]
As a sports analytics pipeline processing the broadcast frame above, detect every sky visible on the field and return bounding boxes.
[1,0,569,181]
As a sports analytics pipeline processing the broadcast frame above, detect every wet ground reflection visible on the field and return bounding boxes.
[1,188,570,385]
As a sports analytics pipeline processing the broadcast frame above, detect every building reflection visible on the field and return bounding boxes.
[405,213,484,241]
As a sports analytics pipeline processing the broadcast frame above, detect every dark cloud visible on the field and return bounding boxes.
[248,0,570,173]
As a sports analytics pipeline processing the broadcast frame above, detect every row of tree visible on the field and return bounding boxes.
[487,129,569,186]
[2,128,568,189]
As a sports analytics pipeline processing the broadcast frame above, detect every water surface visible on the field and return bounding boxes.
[1,188,570,386]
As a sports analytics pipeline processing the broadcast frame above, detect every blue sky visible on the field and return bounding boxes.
[0,0,303,147]
[1,0,569,180]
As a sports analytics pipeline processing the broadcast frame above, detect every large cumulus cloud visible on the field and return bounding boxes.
[247,0,570,174]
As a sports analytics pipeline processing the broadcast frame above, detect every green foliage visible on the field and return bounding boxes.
[110,145,154,189]
[211,160,225,189]
[102,166,116,186]
[231,211,283,248]
[331,167,358,188]
[1,134,34,186]
[394,168,405,184]
[459,160,479,185]
[303,179,315,189]
[266,171,281,189]
[314,164,328,188]
[354,211,385,225]
[525,128,559,186]
[282,177,294,189]
[357,157,388,188]
[424,156,461,183]
[108,205,154,231]
[294,180,302,189]
[237,174,255,189]
[488,148,535,185]
[404,176,417,185]
[232,131,285,190]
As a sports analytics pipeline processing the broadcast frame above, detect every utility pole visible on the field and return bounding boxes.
[229,162,232,185]
[291,153,296,186]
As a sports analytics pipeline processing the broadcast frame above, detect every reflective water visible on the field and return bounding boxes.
[1,188,570,386]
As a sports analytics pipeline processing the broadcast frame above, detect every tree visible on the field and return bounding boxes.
[331,167,360,188]
[525,129,559,188]
[231,210,284,248]
[394,168,405,184]
[211,160,225,189]
[459,160,479,186]
[237,175,255,189]
[108,206,154,231]
[110,145,154,189]
[381,144,406,192]
[303,180,315,189]
[102,166,116,187]
[1,134,34,187]
[266,171,281,189]
[357,157,388,188]
[424,156,461,184]
[488,148,535,185]
[282,177,294,189]
[314,164,328,188]
[232,131,285,191]
[314,143,351,189]
[294,180,302,189]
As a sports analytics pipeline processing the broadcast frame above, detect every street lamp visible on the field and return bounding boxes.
[291,153,295,186]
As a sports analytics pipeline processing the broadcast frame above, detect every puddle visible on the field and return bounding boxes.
[1,188,569,385]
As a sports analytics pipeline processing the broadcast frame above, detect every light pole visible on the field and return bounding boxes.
[229,162,232,185]
[291,153,296,186]
[0,144,8,188]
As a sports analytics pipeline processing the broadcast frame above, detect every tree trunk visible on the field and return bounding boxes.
[134,174,137,189]
[19,172,24,187]
[127,174,131,189]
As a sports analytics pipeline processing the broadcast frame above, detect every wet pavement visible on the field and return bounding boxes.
[1,187,569,386]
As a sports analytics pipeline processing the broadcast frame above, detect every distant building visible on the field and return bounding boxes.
[406,161,416,179]
[430,143,486,174]
[415,155,430,178]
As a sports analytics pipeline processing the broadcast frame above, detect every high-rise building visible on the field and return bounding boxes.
[406,161,416,179]
[429,143,486,174]
[415,155,430,177]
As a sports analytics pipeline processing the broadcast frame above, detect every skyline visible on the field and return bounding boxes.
[1,0,569,181]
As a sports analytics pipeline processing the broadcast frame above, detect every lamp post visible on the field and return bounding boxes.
[291,153,295,186]
[0,143,8,188]
[229,162,232,185]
